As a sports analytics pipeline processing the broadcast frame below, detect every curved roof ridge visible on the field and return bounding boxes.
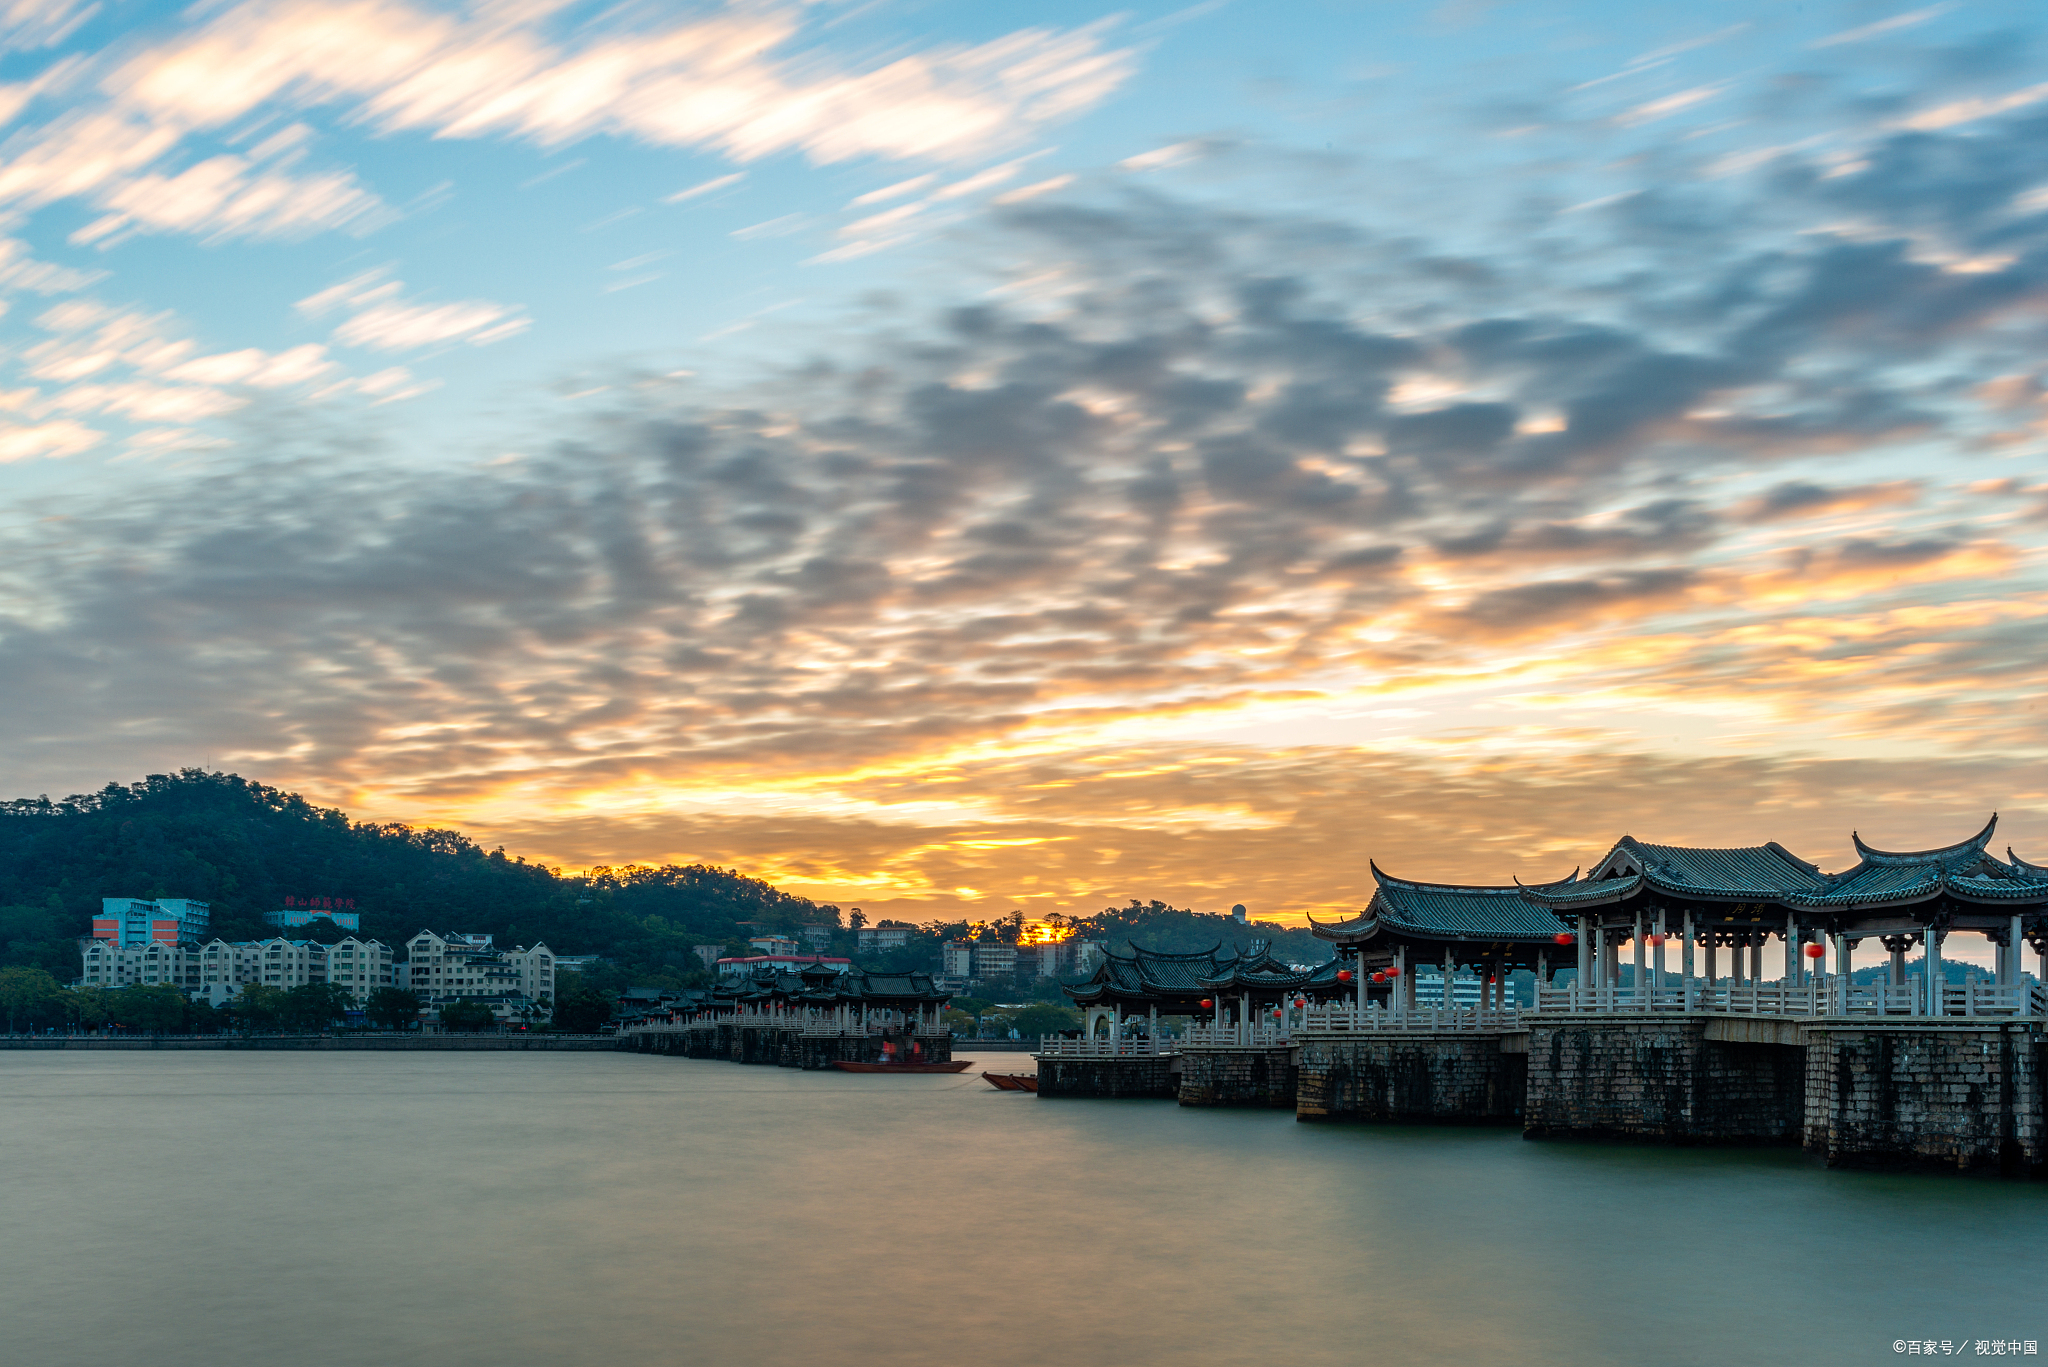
[2010,846,2048,877]
[1370,862,1577,895]
[1850,813,1997,865]
[1126,941,1226,962]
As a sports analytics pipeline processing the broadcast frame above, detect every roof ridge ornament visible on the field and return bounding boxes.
[1850,813,1998,865]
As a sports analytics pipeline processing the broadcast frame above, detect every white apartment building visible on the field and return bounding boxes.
[399,931,556,1021]
[325,937,396,1002]
[856,924,913,953]
[78,939,203,991]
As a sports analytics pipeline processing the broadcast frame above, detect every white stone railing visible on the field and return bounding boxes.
[1034,1036,1174,1058]
[1178,1024,1295,1048]
[1297,1004,1523,1033]
[1531,977,2047,1018]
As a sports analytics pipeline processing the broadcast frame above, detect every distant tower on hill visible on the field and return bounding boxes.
[1231,903,1248,923]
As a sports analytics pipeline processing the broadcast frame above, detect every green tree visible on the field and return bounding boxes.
[365,987,422,1031]
[229,985,286,1032]
[64,986,112,1033]
[279,982,353,1032]
[995,1003,1079,1039]
[109,984,188,1034]
[439,999,497,1032]
[550,972,614,1032]
[0,965,61,1033]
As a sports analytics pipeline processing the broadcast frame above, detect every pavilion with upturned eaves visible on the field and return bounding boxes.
[1063,940,1352,1041]
[1312,815,2048,1018]
[1308,863,1583,1015]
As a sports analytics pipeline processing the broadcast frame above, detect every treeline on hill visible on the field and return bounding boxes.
[0,771,1331,1009]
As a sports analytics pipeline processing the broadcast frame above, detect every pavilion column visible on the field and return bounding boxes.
[1783,913,1797,985]
[1889,942,1905,988]
[1927,928,1945,1016]
[1356,951,1367,1020]
[1632,911,1646,1007]
[1241,992,1251,1044]
[1835,933,1851,984]
[1681,910,1695,1011]
[1149,1004,1158,1043]
[2006,916,2023,987]
[1576,917,1591,1007]
[1444,946,1456,1020]
[1535,950,1546,1010]
[1399,948,1414,1017]
[1703,937,1717,988]
[1748,938,1762,986]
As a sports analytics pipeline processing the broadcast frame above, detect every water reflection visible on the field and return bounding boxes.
[1,1051,2040,1367]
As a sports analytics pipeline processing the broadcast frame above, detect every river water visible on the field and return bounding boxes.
[3,1050,2042,1367]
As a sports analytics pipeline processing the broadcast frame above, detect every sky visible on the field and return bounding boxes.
[3,0,2048,949]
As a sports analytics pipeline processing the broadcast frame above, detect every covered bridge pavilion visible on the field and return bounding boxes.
[1063,940,1350,1041]
[1309,863,1579,1017]
[1518,815,2048,1009]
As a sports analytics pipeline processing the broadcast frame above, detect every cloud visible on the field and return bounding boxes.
[6,38,2048,904]
[297,271,528,350]
[1734,479,1921,523]
[115,0,1133,163]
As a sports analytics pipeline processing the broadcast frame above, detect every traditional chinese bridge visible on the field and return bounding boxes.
[1037,816,2048,1175]
[621,960,954,1068]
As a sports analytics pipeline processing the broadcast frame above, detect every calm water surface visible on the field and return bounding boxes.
[3,1050,2043,1367]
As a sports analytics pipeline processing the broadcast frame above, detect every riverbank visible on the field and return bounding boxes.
[0,1034,620,1050]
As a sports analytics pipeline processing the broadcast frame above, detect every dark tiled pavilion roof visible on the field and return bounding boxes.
[1310,863,1578,945]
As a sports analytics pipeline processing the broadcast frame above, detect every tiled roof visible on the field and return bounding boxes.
[1313,864,1577,942]
[1613,837,1828,897]
[1849,814,1997,867]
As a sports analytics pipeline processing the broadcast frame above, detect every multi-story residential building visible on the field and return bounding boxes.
[748,934,800,955]
[971,943,1016,981]
[194,939,266,1004]
[943,941,973,979]
[250,938,330,989]
[325,937,395,1002]
[399,931,556,1022]
[78,938,204,990]
[856,924,913,954]
[91,898,210,946]
[800,925,834,950]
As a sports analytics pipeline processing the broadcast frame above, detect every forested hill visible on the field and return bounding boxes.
[0,770,835,985]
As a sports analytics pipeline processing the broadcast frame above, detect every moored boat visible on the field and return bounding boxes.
[982,1072,1038,1092]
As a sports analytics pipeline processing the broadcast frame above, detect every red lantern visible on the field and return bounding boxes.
[1271,1009,1282,1020]
[1553,932,1574,945]
[1371,971,1386,983]
[1804,942,1826,959]
[1645,932,1666,947]
[1337,969,1354,982]
[1199,998,1213,1009]
[1293,996,1306,1008]
[1385,964,1400,977]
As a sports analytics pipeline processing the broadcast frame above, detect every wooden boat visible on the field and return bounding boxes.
[982,1072,1038,1092]
[831,1059,973,1073]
